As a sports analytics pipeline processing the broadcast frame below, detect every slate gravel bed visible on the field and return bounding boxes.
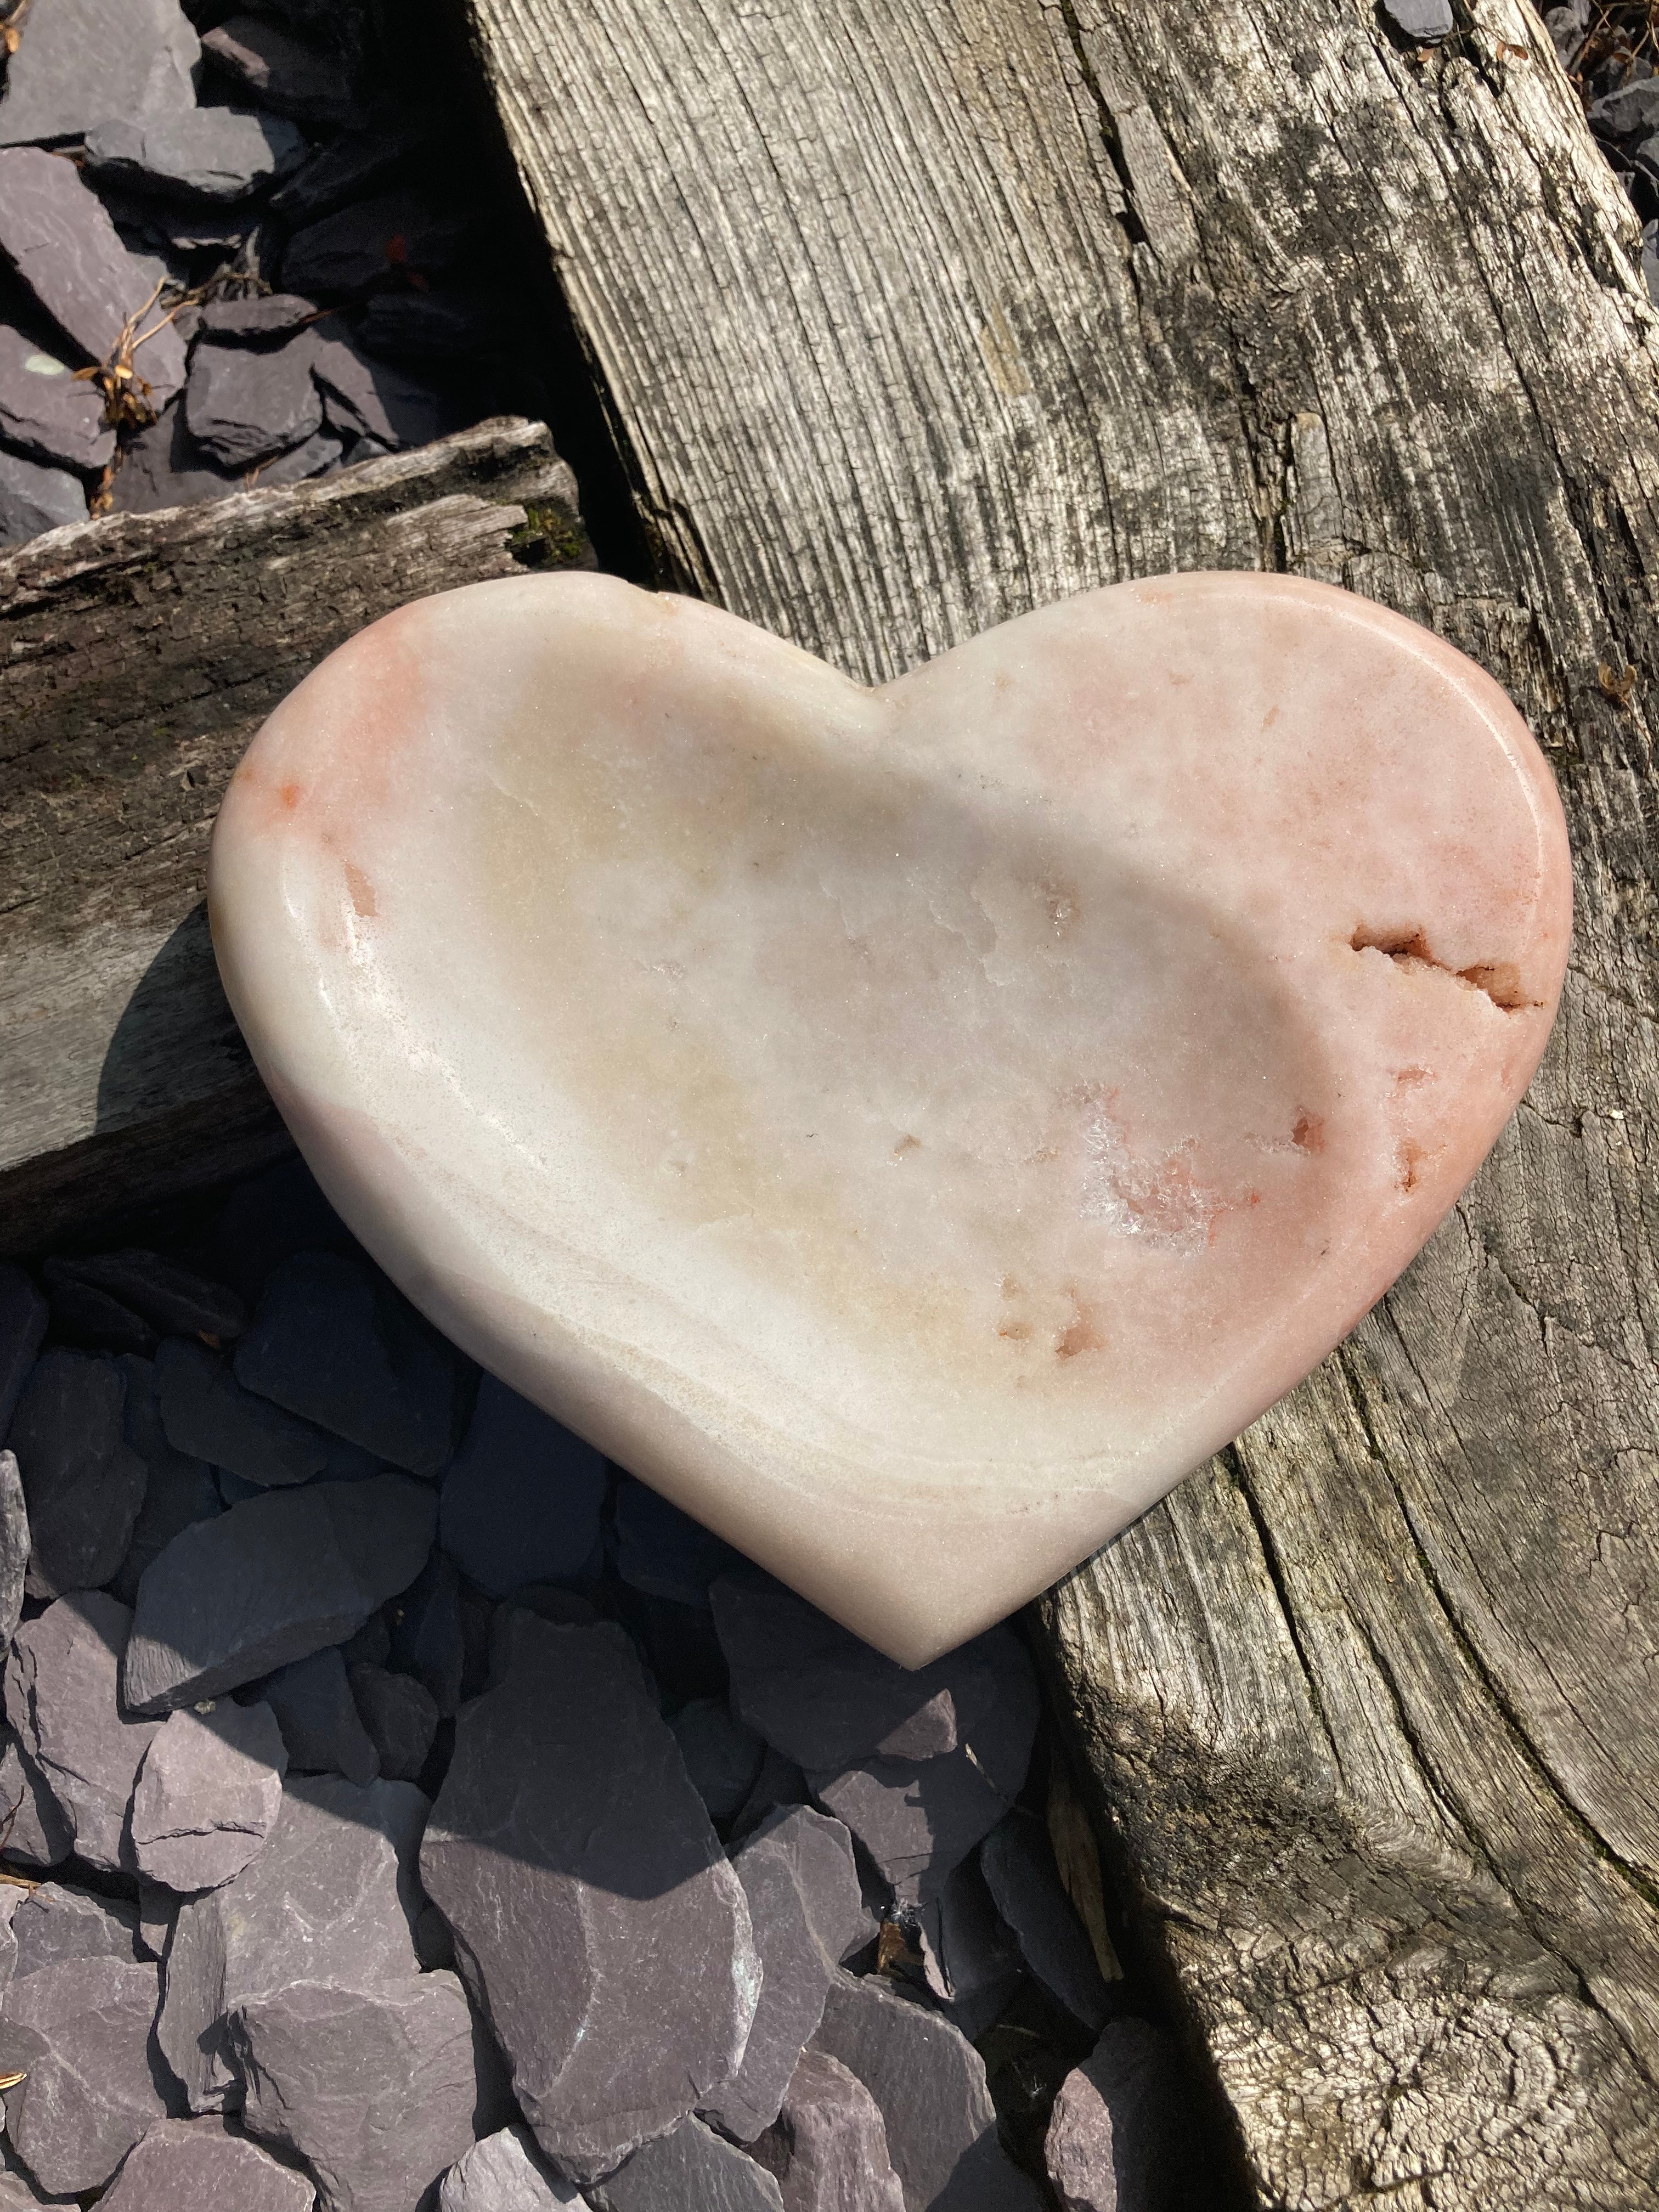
[0,0,559,547]
[0,1152,1197,2210]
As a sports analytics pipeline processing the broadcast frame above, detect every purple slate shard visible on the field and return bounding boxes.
[110,1352,222,1607]
[10,1883,140,1979]
[200,15,359,129]
[228,1971,490,2212]
[201,294,319,341]
[439,1375,607,1598]
[54,1249,245,1343]
[1379,0,1454,39]
[97,2116,315,2212]
[308,327,444,450]
[83,109,307,206]
[270,117,438,227]
[1589,81,1659,141]
[250,422,345,486]
[0,150,187,396]
[749,2049,906,2212]
[731,1743,810,1845]
[0,447,84,545]
[0,0,199,150]
[360,290,503,363]
[0,1266,48,1443]
[124,1474,438,1712]
[700,1807,867,2143]
[129,1699,287,1891]
[0,1730,72,1870]
[0,1452,27,1649]
[420,1613,759,2185]
[1045,2021,1186,2212]
[712,1577,1008,1768]
[586,2119,785,2212]
[0,2136,75,2207]
[438,2123,583,2211]
[670,1698,766,1823]
[0,1957,172,2194]
[979,1810,1111,2035]
[4,1593,160,1874]
[922,1855,1023,2042]
[348,1664,437,1782]
[0,326,114,471]
[235,1253,467,1476]
[283,189,470,295]
[260,1646,380,1784]
[159,1771,427,2112]
[157,1336,376,1489]
[185,329,323,468]
[109,397,246,513]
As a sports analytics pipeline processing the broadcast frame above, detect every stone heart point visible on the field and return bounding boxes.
[210,572,1571,1666]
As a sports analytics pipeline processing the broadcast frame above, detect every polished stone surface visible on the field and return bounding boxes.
[210,572,1572,1663]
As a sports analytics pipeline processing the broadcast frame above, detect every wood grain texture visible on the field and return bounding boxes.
[1,418,589,1253]
[466,0,1659,2200]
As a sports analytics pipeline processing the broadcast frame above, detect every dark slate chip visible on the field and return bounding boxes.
[4,1592,161,1873]
[586,2118,785,2212]
[0,325,115,472]
[439,1374,606,1598]
[420,1613,759,2184]
[1589,80,1659,142]
[109,397,247,514]
[282,188,472,295]
[349,1662,438,1782]
[207,1156,357,1304]
[123,1472,439,1711]
[200,292,318,341]
[309,326,445,448]
[200,14,362,129]
[0,1957,172,2196]
[259,1645,380,1784]
[1379,0,1454,38]
[360,290,505,363]
[0,444,85,545]
[156,1335,373,1489]
[82,109,308,207]
[94,2116,315,2212]
[0,149,187,397]
[41,1263,156,1353]
[388,1548,464,1714]
[980,1808,1112,2034]
[269,115,441,228]
[670,1697,766,1824]
[1045,2018,1189,2212]
[614,1479,746,1611]
[922,1853,1024,2042]
[9,1348,147,1599]
[235,1251,467,1476]
[0,0,199,150]
[813,1970,1044,2211]
[0,1265,48,1443]
[52,1249,245,1343]
[184,329,323,469]
[748,2048,906,2212]
[730,1743,810,1846]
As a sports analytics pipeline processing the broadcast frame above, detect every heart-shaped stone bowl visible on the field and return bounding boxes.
[208,570,1571,1665]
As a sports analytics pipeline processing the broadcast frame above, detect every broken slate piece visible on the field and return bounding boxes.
[201,15,361,129]
[923,1855,1023,2042]
[109,396,246,512]
[0,1731,71,1871]
[0,151,187,397]
[0,1453,27,1649]
[236,1253,466,1476]
[157,1336,358,1488]
[731,1745,810,1845]
[228,1971,488,2212]
[388,1549,464,1714]
[349,1664,437,1783]
[83,109,307,206]
[614,1480,745,1610]
[4,1593,160,1873]
[10,1884,140,1978]
[0,447,84,546]
[201,292,318,340]
[125,1474,438,1711]
[136,1880,174,1961]
[41,1263,155,1353]
[97,2115,315,2212]
[670,1698,765,1824]
[1045,2020,1186,2212]
[259,1647,380,1784]
[1589,81,1659,143]
[282,189,470,296]
[0,326,115,471]
[588,2119,784,2212]
[712,1578,1009,1768]
[360,290,504,363]
[270,117,438,227]
[439,1375,606,1598]
[159,1771,426,2111]
[420,1613,759,2183]
[53,1249,245,1344]
[980,1810,1111,2035]
[0,0,199,149]
[438,2123,583,2212]
[0,1957,170,2194]
[0,2138,74,2209]
[748,2049,905,2212]
[110,1353,222,1606]
[246,423,345,487]
[185,329,323,468]
[309,328,444,449]
[129,1699,287,1891]
[0,1266,47,1443]
[1379,0,1454,37]
[701,1807,867,2143]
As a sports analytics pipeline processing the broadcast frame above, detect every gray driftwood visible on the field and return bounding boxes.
[1,418,588,1254]
[463,1,1659,2202]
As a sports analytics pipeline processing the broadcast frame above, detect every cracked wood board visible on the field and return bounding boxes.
[464,0,1659,2200]
[1,418,589,1254]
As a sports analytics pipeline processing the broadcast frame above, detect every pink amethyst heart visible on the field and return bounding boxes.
[208,572,1571,1664]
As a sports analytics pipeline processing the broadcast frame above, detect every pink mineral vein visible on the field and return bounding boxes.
[207,570,1572,1664]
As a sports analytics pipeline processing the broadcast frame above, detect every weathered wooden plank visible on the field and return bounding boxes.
[463,0,1659,2200]
[0,417,589,1253]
